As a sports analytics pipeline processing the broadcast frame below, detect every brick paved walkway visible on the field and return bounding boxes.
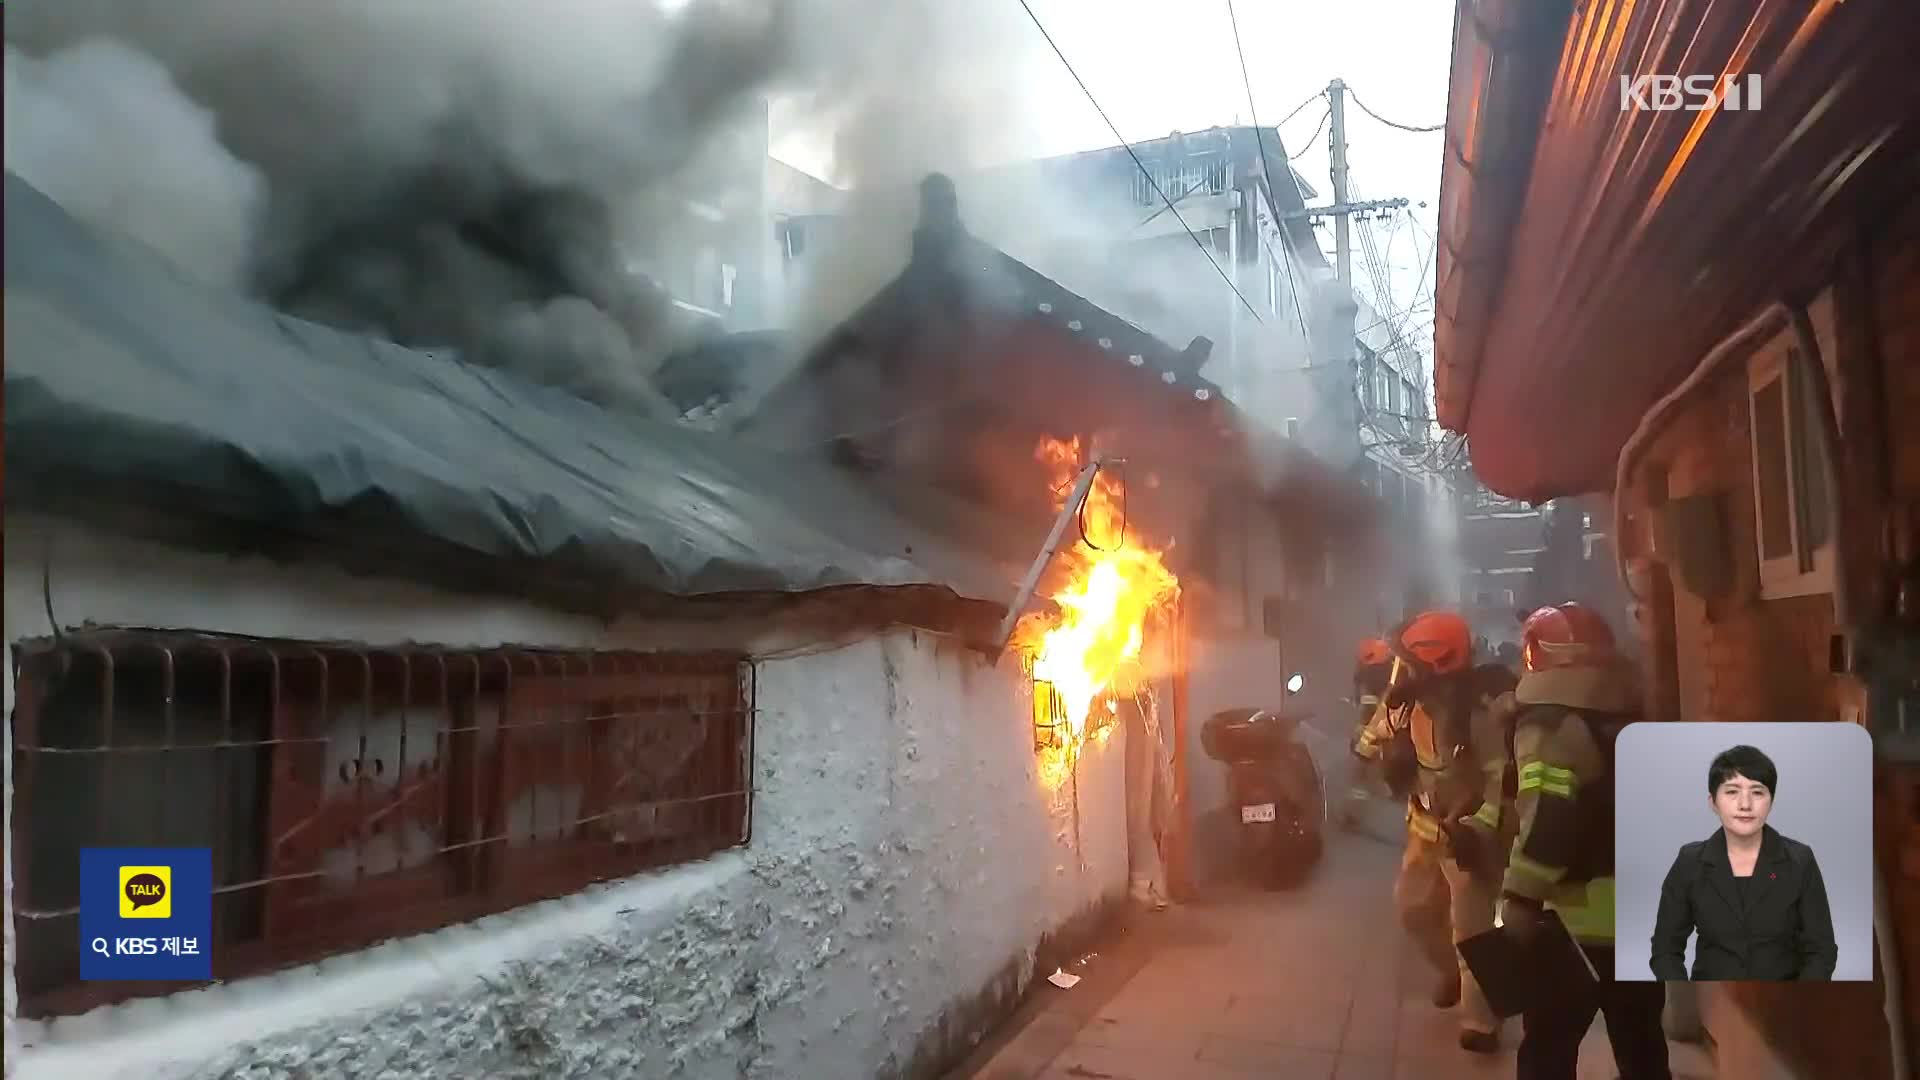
[958,812,1716,1080]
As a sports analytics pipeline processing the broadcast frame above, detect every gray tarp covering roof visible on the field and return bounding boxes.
[2,173,1020,610]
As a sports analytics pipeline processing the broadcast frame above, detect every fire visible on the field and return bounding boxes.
[1014,437,1179,783]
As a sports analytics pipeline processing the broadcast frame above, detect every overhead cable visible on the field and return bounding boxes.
[1346,86,1445,133]
[1015,0,1264,322]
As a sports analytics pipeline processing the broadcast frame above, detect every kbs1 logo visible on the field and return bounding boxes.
[1619,73,1763,113]
[80,848,212,981]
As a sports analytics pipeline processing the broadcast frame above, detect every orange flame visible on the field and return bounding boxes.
[1014,437,1179,783]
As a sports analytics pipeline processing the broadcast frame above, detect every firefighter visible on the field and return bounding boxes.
[1354,611,1512,1054]
[1338,638,1395,827]
[1492,603,1670,1080]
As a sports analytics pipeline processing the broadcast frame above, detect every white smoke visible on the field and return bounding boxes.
[3,0,800,418]
[3,38,266,291]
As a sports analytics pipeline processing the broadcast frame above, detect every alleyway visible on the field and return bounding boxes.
[956,819,1717,1080]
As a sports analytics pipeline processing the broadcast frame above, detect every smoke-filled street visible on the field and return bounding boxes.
[952,817,1715,1079]
[6,1,1919,1078]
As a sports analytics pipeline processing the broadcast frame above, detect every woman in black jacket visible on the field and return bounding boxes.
[1650,745,1838,981]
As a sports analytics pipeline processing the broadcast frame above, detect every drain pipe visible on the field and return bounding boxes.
[1611,303,1791,607]
[1611,300,1908,1074]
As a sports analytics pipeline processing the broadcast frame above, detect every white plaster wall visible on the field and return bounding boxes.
[3,515,1128,1079]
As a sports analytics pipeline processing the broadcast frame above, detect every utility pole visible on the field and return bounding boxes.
[1282,79,1410,283]
[1328,77,1352,288]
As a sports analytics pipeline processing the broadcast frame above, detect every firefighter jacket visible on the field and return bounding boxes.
[1357,669,1510,850]
[1353,661,1392,728]
[1498,660,1640,943]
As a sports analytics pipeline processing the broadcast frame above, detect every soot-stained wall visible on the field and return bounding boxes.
[2,515,1128,1080]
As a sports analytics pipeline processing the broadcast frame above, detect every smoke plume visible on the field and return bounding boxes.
[3,38,266,291]
[4,0,804,417]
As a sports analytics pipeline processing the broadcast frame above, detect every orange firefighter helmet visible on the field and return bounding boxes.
[1356,637,1391,667]
[1521,603,1617,672]
[1388,611,1473,679]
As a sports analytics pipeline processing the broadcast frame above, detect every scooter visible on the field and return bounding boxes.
[1200,673,1327,889]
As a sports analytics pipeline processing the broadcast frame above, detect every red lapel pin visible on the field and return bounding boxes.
[1769,873,1777,880]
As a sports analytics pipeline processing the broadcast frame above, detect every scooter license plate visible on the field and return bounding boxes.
[1241,803,1277,823]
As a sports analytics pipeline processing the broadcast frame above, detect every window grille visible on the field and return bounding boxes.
[9,631,754,1018]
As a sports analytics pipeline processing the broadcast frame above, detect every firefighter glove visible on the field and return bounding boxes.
[1500,893,1546,944]
[1445,815,1505,886]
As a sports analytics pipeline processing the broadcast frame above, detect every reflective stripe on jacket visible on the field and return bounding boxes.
[1501,663,1639,944]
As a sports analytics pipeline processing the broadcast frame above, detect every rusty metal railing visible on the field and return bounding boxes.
[9,630,754,1019]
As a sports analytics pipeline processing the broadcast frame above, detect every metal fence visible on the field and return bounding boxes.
[9,630,754,1018]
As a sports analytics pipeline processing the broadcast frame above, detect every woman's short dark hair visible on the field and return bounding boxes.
[1708,745,1778,795]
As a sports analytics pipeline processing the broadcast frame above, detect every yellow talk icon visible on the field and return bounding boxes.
[119,865,172,919]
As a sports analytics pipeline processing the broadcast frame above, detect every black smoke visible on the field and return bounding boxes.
[4,0,798,417]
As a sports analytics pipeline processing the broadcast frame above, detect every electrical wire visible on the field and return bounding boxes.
[1133,176,1207,231]
[1015,0,1264,323]
[42,534,64,642]
[1288,108,1331,160]
[1345,86,1445,133]
[1077,460,1127,553]
[1353,300,1436,338]
[1222,0,1312,349]
[1349,179,1436,402]
[1273,87,1330,131]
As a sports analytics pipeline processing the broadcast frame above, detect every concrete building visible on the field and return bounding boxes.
[1455,482,1546,643]
[1437,0,1919,1075]
[764,156,846,330]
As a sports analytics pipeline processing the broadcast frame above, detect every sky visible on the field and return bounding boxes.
[769,0,1456,383]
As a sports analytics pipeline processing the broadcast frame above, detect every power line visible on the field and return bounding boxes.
[1221,0,1309,344]
[1274,88,1329,131]
[1015,0,1264,323]
[1345,86,1445,133]
[1289,109,1332,160]
[1354,300,1435,338]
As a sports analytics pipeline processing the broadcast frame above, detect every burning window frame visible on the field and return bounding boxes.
[1009,436,1180,787]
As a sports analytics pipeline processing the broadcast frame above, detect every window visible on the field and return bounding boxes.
[780,220,806,260]
[1284,417,1301,442]
[9,632,754,1019]
[1747,331,1834,598]
[695,248,719,308]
